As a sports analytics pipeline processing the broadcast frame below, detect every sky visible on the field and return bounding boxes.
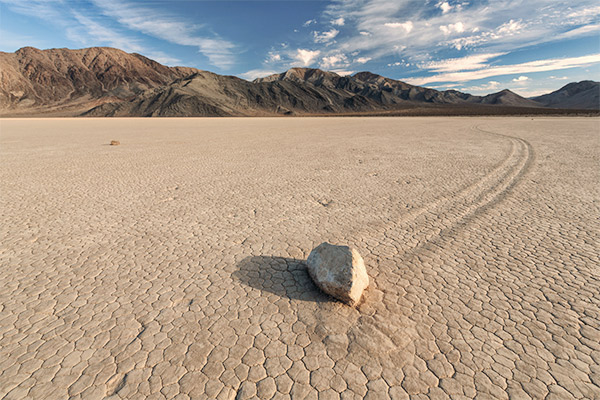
[0,0,599,96]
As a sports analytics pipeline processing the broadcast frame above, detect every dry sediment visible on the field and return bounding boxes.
[0,117,598,399]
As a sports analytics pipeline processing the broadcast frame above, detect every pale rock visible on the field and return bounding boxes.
[306,242,369,306]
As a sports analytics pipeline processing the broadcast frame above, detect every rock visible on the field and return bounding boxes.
[110,140,120,146]
[306,242,369,306]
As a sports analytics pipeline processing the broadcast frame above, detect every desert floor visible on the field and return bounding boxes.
[1,117,599,400]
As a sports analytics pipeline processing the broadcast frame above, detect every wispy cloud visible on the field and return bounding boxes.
[406,54,600,85]
[69,12,145,54]
[239,69,278,81]
[330,69,354,76]
[0,0,230,67]
[461,81,501,93]
[0,0,180,65]
[313,29,339,43]
[89,0,236,68]
[0,0,65,23]
[420,53,505,73]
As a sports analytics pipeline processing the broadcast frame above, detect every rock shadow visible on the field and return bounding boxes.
[234,256,331,303]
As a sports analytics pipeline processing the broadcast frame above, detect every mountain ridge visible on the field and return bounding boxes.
[0,47,597,116]
[532,81,599,109]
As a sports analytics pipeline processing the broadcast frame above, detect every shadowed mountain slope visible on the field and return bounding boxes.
[83,70,383,117]
[532,81,599,109]
[480,89,543,107]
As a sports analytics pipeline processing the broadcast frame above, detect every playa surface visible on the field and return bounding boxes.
[1,117,598,399]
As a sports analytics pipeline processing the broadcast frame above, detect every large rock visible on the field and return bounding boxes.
[306,242,369,306]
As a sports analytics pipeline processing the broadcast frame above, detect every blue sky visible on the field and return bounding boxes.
[0,0,599,96]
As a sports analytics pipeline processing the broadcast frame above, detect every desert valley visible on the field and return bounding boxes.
[1,115,599,399]
[0,20,599,400]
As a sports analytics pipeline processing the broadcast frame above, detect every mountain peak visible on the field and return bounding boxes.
[533,80,599,109]
[255,67,341,84]
[480,89,541,107]
[352,71,384,81]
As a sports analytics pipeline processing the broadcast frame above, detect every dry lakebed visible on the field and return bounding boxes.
[0,117,599,399]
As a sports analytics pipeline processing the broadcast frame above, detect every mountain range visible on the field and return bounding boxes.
[0,47,598,117]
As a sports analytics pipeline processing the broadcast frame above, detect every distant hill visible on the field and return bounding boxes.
[532,81,599,109]
[480,89,543,107]
[0,47,597,116]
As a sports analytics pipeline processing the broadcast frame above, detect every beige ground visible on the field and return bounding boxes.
[0,117,598,400]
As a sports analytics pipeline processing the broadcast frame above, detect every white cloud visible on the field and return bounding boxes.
[312,0,600,72]
[512,76,529,82]
[437,2,452,14]
[461,81,501,93]
[313,29,340,43]
[303,19,316,27]
[295,49,321,66]
[355,57,372,64]
[406,54,600,85]
[331,69,354,76]
[421,53,505,73]
[267,52,281,63]
[440,22,465,35]
[384,21,413,33]
[238,69,278,81]
[497,19,523,35]
[331,17,345,26]
[321,54,348,69]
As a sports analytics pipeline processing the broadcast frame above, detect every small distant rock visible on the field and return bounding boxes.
[306,242,369,306]
[110,140,120,146]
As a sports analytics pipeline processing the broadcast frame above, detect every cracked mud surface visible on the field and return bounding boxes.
[1,117,599,399]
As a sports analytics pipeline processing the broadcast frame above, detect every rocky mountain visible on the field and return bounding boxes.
[0,47,597,116]
[479,89,543,107]
[532,81,599,109]
[91,67,539,117]
[255,69,483,106]
[84,69,382,117]
[0,47,198,115]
